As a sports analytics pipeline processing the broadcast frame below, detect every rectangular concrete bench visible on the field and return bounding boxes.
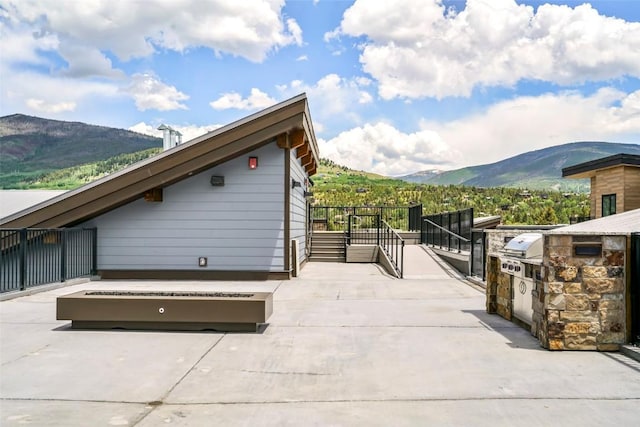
[57,290,273,332]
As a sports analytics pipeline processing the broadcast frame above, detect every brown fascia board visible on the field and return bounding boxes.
[302,101,320,170]
[1,94,318,229]
[562,153,640,179]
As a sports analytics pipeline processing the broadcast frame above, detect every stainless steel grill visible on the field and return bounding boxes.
[502,233,543,259]
[499,232,543,326]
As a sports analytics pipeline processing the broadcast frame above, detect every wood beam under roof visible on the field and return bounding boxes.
[276,129,306,150]
[296,142,310,159]
[301,152,313,167]
[289,128,305,149]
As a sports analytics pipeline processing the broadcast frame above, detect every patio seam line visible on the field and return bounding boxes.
[0,397,147,404]
[130,334,228,426]
[3,396,640,405]
[162,396,640,405]
[0,344,51,367]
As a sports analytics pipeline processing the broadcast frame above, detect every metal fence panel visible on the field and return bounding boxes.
[347,214,381,245]
[471,230,485,279]
[310,206,414,231]
[0,228,97,293]
[420,208,474,253]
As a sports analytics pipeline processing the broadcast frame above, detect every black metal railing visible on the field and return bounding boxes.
[421,208,473,253]
[345,214,404,278]
[347,214,380,245]
[470,229,485,279]
[310,205,422,232]
[380,220,405,278]
[1,228,97,293]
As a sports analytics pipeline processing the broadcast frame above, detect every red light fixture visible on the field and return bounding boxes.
[248,156,258,169]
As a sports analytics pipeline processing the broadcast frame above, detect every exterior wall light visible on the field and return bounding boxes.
[248,157,258,169]
[292,179,301,188]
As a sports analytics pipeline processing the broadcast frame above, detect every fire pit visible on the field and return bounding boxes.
[57,290,273,332]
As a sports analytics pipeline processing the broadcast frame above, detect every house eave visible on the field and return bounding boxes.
[562,153,640,179]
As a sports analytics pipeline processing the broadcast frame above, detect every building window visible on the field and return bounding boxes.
[602,194,616,217]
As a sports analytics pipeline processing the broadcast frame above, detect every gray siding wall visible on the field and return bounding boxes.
[83,142,286,271]
[290,150,308,263]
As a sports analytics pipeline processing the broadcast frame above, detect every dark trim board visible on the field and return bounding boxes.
[98,270,291,281]
[563,153,640,178]
[284,147,291,273]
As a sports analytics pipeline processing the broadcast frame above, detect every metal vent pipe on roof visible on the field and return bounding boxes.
[157,124,181,151]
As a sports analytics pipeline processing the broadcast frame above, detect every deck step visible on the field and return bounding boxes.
[309,232,346,262]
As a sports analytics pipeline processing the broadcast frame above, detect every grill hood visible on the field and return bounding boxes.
[502,232,543,259]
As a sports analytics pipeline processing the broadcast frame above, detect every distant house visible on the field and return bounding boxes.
[562,153,640,219]
[0,94,319,280]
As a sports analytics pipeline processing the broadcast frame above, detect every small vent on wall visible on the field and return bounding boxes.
[573,243,602,257]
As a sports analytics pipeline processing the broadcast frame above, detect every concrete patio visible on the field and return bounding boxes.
[1,249,640,426]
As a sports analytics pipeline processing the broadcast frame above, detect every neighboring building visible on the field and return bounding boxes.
[0,94,319,280]
[562,153,640,219]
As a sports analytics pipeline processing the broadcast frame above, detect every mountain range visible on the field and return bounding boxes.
[1,114,638,191]
[0,114,161,187]
[400,141,640,191]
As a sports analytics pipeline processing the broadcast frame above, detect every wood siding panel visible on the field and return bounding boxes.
[592,168,625,218]
[290,150,308,263]
[83,143,285,271]
[623,166,640,212]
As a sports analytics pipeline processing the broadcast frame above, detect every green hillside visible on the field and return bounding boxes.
[314,160,589,224]
[11,148,162,189]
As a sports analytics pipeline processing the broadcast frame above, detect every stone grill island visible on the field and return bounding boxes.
[57,290,273,332]
[485,209,639,352]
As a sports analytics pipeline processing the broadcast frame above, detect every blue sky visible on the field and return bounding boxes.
[1,0,639,176]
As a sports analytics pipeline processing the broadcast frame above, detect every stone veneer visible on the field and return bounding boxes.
[486,256,512,321]
[486,231,628,351]
[536,234,626,351]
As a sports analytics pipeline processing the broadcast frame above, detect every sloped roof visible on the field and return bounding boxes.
[473,215,501,229]
[1,94,319,229]
[547,208,640,234]
[562,153,640,179]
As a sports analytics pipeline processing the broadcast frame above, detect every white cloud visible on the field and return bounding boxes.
[4,0,302,63]
[127,73,189,111]
[277,73,374,124]
[210,88,277,111]
[25,98,76,113]
[330,0,640,99]
[0,17,59,66]
[421,88,640,166]
[129,122,223,143]
[58,44,125,79]
[319,122,461,176]
[296,55,309,62]
[0,67,120,116]
[321,88,640,176]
